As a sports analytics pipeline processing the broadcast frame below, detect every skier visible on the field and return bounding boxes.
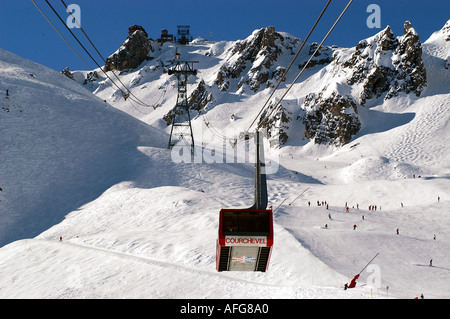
[346,207,349,213]
[353,224,357,230]
[348,274,360,288]
[396,228,399,235]
[429,259,433,267]
[328,213,332,220]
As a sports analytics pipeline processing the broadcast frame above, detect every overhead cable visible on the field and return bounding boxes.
[31,0,93,70]
[43,0,147,109]
[257,0,354,131]
[247,0,332,132]
[59,0,160,110]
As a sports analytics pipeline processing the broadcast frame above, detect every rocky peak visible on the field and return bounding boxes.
[128,25,148,38]
[61,66,74,80]
[341,21,426,105]
[104,25,152,72]
[295,21,426,146]
[396,21,422,67]
[403,21,414,34]
[215,26,300,92]
[377,26,397,51]
[387,20,426,99]
[230,26,281,58]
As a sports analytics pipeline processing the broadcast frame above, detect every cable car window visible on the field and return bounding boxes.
[222,210,270,235]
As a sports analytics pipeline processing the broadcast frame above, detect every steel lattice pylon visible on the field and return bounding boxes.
[167,60,198,156]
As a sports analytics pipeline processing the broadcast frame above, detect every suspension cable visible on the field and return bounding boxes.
[257,0,353,131]
[43,1,132,99]
[36,0,158,114]
[200,0,335,142]
[59,0,160,110]
[31,0,93,70]
[247,0,332,132]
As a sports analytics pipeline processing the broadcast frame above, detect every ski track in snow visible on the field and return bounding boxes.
[40,238,293,291]
[384,95,450,167]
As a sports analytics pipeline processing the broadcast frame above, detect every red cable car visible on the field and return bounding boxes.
[216,208,273,272]
[216,131,274,272]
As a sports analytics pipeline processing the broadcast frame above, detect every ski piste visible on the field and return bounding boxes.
[0,6,449,299]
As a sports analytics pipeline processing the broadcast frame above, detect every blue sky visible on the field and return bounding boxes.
[1,0,448,71]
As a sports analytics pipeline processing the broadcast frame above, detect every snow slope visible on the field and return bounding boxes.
[0,20,449,299]
[0,49,167,246]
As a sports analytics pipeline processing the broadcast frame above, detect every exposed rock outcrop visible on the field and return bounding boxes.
[188,79,213,113]
[214,26,303,92]
[342,21,426,105]
[163,80,213,125]
[298,21,426,146]
[61,67,74,80]
[258,101,293,146]
[104,25,153,72]
[303,91,361,146]
[76,22,432,148]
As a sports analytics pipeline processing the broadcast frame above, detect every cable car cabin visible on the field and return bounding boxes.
[216,208,273,272]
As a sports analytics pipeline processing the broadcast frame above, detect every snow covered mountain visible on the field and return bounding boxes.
[0,19,449,299]
[69,21,441,148]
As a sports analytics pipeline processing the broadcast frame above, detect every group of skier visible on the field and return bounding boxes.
[312,198,443,296]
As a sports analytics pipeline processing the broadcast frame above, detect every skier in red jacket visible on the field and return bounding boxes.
[348,274,360,288]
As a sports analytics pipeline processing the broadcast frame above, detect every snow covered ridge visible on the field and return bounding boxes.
[338,21,427,106]
[68,21,449,147]
[213,26,315,93]
[104,28,153,72]
[301,20,428,146]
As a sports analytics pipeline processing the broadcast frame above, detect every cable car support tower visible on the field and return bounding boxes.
[168,59,198,156]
